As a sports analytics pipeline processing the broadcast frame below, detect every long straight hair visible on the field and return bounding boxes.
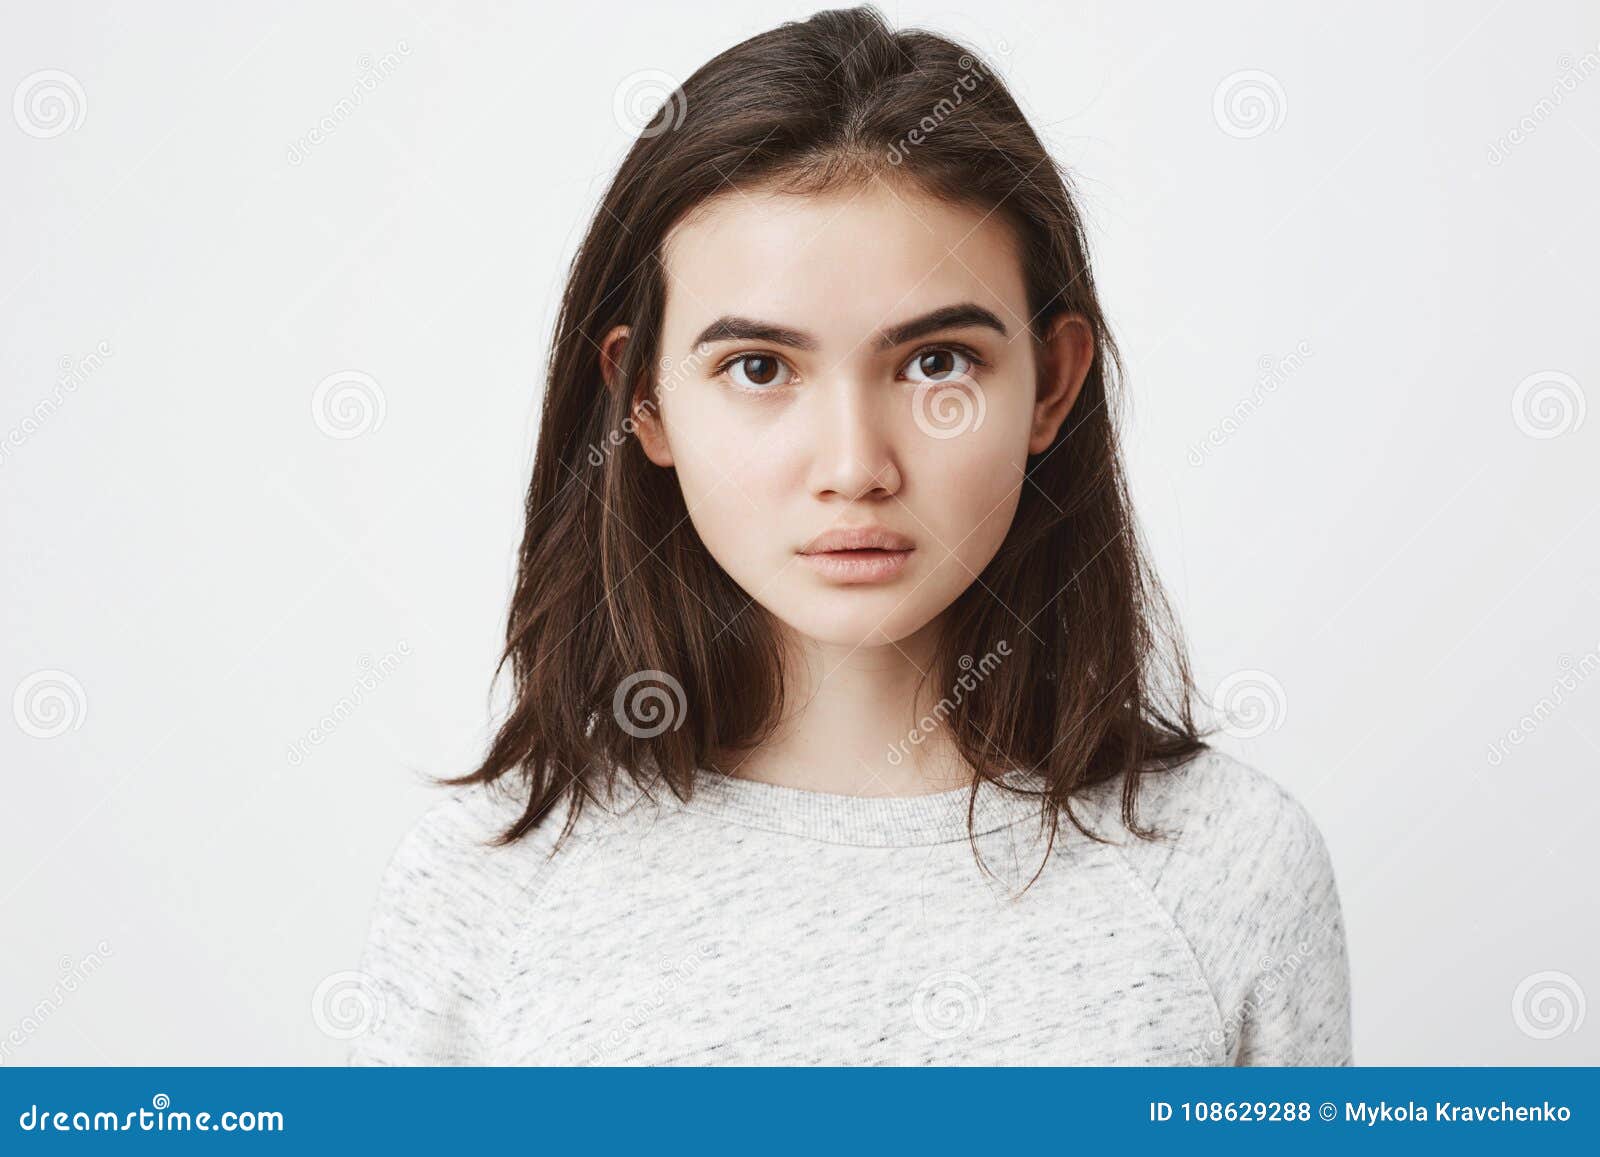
[440,5,1213,878]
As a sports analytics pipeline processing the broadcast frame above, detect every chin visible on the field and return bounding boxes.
[776,599,937,650]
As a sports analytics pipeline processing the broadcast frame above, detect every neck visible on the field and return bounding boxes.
[711,615,975,797]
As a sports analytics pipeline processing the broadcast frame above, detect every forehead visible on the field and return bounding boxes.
[660,178,1028,339]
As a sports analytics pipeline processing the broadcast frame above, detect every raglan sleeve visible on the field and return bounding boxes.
[1229,783,1353,1066]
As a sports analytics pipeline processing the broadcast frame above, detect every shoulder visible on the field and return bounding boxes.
[381,780,538,885]
[1080,747,1351,1063]
[1076,748,1345,970]
[362,777,594,945]
[346,779,577,1065]
[1075,747,1332,888]
[1132,747,1332,879]
[369,769,662,914]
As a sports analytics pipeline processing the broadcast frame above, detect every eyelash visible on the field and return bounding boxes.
[713,343,991,394]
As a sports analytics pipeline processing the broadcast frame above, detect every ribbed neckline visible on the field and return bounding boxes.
[669,766,1046,847]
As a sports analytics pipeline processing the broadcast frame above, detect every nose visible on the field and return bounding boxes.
[805,376,903,501]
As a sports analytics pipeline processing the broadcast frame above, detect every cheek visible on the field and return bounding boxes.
[903,380,1032,563]
[907,428,1026,576]
[681,456,785,557]
[660,393,798,581]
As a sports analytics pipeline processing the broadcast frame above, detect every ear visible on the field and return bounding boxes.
[601,324,674,468]
[1028,313,1095,456]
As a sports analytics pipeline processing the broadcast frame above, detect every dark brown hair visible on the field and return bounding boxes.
[440,4,1213,879]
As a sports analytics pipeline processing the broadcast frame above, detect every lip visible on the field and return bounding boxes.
[796,548,913,583]
[799,526,916,554]
[797,526,915,585]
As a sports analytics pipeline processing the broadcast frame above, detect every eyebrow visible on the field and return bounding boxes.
[690,302,1008,353]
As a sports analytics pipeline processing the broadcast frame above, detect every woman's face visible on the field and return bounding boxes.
[619,177,1091,650]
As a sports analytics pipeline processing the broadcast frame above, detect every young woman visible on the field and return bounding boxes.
[350,5,1351,1066]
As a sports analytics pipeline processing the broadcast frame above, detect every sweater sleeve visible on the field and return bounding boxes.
[1226,787,1352,1065]
[345,784,531,1066]
[1112,750,1354,1066]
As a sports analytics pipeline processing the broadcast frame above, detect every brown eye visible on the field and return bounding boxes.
[904,347,976,384]
[743,355,779,384]
[725,353,793,390]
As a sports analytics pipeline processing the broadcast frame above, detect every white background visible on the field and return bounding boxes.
[2,0,1596,1064]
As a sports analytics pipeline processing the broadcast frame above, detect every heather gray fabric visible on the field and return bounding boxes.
[348,748,1352,1065]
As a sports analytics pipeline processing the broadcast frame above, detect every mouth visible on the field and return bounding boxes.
[795,545,914,584]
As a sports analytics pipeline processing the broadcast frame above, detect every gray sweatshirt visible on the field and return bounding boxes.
[347,747,1352,1065]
